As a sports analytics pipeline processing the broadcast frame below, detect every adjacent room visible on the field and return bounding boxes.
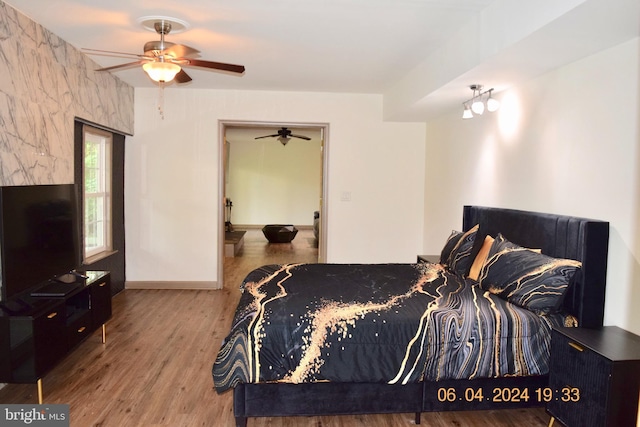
[222,123,324,262]
[0,0,639,426]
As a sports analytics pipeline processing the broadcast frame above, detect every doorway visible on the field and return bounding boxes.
[217,120,329,288]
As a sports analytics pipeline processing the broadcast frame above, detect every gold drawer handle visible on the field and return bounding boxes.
[99,282,107,287]
[568,341,584,352]
[77,326,86,333]
[47,312,58,319]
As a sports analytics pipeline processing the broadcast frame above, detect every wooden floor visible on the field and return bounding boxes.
[0,229,553,426]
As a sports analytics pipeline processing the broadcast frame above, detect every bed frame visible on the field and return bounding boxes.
[232,206,610,426]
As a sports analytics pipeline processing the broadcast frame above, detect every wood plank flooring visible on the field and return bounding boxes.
[0,229,553,426]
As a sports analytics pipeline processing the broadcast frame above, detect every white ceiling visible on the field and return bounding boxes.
[4,0,639,120]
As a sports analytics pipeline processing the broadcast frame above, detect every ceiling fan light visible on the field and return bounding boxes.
[143,61,181,82]
[278,136,291,146]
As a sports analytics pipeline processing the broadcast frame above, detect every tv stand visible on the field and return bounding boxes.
[0,271,111,403]
[30,281,79,298]
[0,298,31,315]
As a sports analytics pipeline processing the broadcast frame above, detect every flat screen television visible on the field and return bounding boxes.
[0,184,80,302]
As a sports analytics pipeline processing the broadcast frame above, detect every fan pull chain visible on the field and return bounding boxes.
[158,82,165,119]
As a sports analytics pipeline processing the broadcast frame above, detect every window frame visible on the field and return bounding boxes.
[82,124,114,264]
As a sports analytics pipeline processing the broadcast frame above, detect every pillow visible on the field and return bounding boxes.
[477,234,582,314]
[446,224,479,276]
[439,230,464,264]
[468,236,541,281]
[468,235,494,281]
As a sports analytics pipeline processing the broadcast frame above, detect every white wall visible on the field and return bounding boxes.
[227,137,322,226]
[423,37,640,334]
[126,90,426,285]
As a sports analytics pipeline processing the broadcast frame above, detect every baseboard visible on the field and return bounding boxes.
[230,224,262,230]
[125,281,221,290]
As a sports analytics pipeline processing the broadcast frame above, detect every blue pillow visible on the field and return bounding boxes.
[477,234,581,314]
[445,224,479,276]
[439,230,463,264]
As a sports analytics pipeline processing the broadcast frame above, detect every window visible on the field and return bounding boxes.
[83,125,113,262]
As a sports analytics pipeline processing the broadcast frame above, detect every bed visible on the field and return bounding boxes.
[213,205,609,426]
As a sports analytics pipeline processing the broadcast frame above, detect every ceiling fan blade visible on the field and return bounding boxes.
[174,69,192,84]
[162,44,200,59]
[83,48,149,60]
[289,134,312,140]
[255,134,280,139]
[183,59,245,74]
[95,60,146,72]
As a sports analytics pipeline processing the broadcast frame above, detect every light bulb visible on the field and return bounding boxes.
[487,96,500,112]
[471,99,485,115]
[462,105,473,119]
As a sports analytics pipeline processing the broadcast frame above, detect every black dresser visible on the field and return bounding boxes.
[547,326,640,427]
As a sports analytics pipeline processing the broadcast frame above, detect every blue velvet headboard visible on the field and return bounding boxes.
[462,206,609,328]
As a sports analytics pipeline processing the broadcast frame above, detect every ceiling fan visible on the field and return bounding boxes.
[255,127,311,146]
[82,18,245,84]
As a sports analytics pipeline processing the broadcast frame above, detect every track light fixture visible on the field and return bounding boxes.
[462,84,500,119]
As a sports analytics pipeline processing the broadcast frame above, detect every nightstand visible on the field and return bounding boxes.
[547,326,640,427]
[417,255,440,264]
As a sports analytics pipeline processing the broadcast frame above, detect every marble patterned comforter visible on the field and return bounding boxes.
[213,263,567,393]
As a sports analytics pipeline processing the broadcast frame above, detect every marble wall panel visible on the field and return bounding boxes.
[0,1,134,185]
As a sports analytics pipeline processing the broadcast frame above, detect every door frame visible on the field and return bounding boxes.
[217,120,329,288]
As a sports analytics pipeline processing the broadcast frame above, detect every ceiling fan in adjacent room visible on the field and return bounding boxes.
[254,127,311,146]
[82,17,245,85]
